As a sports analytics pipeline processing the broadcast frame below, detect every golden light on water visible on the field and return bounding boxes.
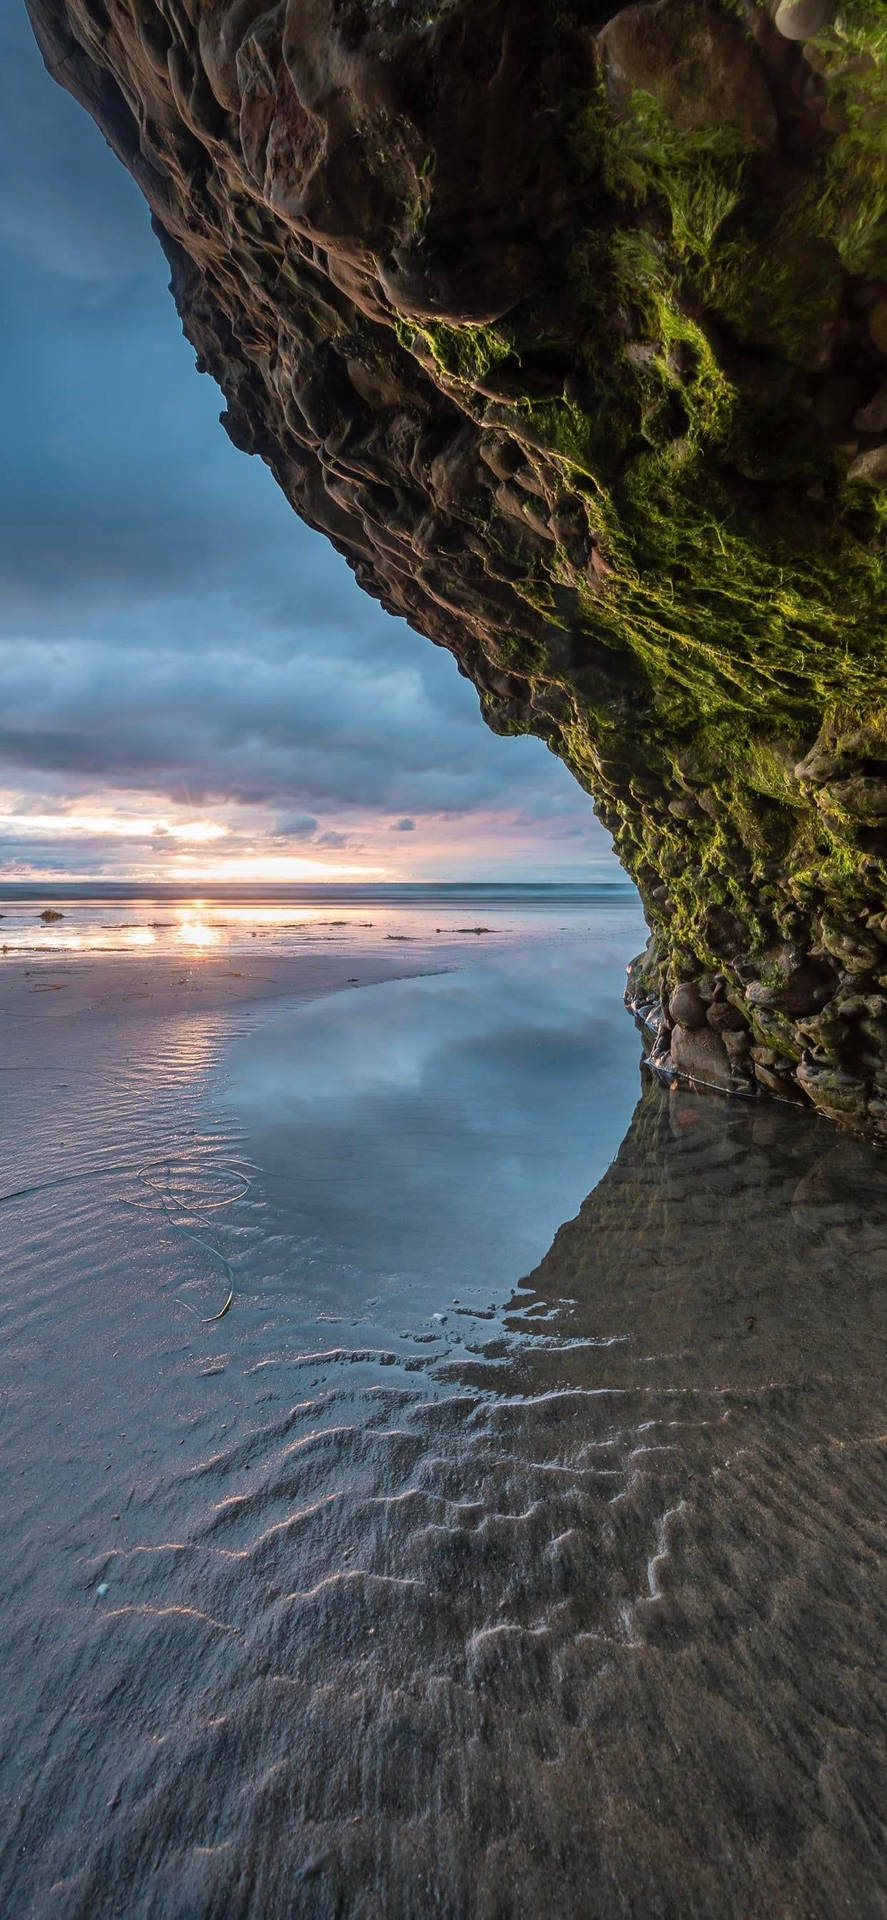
[175,911,222,947]
[13,924,158,952]
[5,900,360,955]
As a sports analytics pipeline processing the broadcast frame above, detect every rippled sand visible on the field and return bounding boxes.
[0,936,884,1918]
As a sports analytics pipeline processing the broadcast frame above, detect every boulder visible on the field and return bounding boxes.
[773,1,834,41]
[598,0,778,150]
[671,1024,733,1091]
[669,982,708,1029]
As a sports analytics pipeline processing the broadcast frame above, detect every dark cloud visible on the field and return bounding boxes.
[0,9,620,881]
[273,814,319,838]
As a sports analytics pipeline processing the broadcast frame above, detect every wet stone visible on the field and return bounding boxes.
[669,982,708,1029]
[773,0,834,39]
[707,1000,749,1033]
[671,1022,734,1090]
[754,1061,807,1100]
[797,1057,870,1123]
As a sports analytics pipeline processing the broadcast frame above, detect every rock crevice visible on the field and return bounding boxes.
[27,0,887,1136]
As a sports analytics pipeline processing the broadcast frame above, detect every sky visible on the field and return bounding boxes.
[0,8,621,887]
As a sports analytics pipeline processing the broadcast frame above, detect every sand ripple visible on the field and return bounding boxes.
[0,983,885,1916]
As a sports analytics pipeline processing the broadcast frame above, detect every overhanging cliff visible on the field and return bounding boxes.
[27,0,887,1135]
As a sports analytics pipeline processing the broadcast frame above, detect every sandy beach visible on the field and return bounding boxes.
[0,943,443,1029]
[1,928,885,1918]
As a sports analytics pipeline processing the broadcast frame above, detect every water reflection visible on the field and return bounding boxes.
[0,921,159,953]
[175,908,222,947]
[0,951,884,1918]
[219,946,642,1303]
[0,885,643,959]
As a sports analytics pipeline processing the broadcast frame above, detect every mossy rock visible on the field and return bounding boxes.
[27,0,887,1135]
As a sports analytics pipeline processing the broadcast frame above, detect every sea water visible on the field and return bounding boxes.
[0,892,884,1917]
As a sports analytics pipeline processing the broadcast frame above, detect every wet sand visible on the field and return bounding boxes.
[0,941,884,1918]
[0,944,441,1026]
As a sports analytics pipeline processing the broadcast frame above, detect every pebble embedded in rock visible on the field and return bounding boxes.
[671,1023,733,1091]
[707,1000,749,1034]
[848,443,887,486]
[814,375,864,434]
[868,299,887,355]
[669,982,707,1030]
[777,963,835,1016]
[773,0,833,40]
[797,1057,870,1123]
[853,386,887,435]
[754,1061,808,1101]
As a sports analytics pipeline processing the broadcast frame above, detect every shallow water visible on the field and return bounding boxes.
[1,924,885,1917]
[0,881,634,957]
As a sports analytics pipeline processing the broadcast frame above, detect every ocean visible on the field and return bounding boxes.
[1,882,884,1916]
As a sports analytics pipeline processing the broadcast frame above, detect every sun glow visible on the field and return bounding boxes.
[173,855,385,883]
[175,911,222,947]
[0,811,227,843]
[167,820,228,843]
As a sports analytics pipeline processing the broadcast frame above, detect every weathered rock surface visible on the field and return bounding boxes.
[27,0,887,1136]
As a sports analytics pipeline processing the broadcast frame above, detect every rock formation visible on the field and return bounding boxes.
[27,0,887,1135]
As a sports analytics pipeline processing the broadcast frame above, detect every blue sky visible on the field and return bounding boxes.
[0,7,620,884]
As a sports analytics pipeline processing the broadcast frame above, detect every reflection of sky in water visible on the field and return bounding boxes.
[0,889,640,956]
[3,914,884,1920]
[219,943,643,1307]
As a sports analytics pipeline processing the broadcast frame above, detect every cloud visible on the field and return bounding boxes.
[273,813,319,838]
[0,7,622,885]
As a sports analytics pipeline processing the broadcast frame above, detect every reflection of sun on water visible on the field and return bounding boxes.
[20,925,158,953]
[172,905,331,946]
[176,910,222,948]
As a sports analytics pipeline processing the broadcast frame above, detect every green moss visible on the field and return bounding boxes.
[394,315,513,386]
[386,13,886,1009]
[594,88,749,261]
[813,3,887,275]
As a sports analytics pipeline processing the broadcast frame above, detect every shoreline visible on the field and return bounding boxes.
[0,945,448,1031]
